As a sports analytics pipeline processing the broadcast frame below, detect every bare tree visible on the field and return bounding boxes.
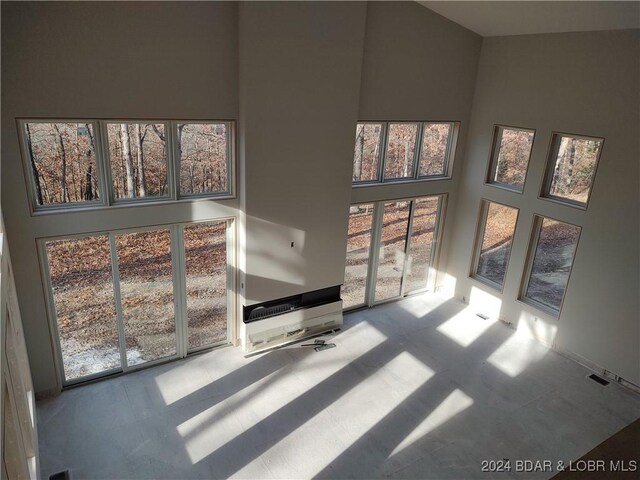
[52,124,68,203]
[354,125,364,180]
[136,124,148,197]
[25,123,44,205]
[120,124,135,198]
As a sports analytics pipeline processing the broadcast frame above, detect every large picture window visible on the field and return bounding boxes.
[41,220,233,385]
[19,119,235,213]
[471,200,519,289]
[341,195,446,310]
[352,122,457,184]
[521,216,581,315]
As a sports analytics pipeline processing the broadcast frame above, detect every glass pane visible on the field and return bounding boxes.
[475,202,518,288]
[547,135,602,205]
[115,229,176,366]
[384,123,418,180]
[405,197,440,293]
[342,204,374,308]
[25,122,99,206]
[525,218,581,312]
[353,124,382,182]
[419,123,452,177]
[178,123,229,195]
[107,123,168,200]
[46,236,120,380]
[375,201,411,301]
[491,127,534,191]
[184,222,228,350]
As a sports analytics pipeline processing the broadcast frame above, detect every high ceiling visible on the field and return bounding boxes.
[419,1,640,37]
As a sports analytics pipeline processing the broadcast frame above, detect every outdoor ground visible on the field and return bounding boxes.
[47,223,227,380]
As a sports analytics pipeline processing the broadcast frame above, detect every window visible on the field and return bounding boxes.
[471,200,519,289]
[342,204,374,309]
[23,122,100,207]
[384,123,419,180]
[45,235,120,380]
[486,125,534,192]
[419,123,454,177]
[41,220,233,385]
[341,195,445,310]
[20,119,234,213]
[521,216,581,314]
[178,123,230,196]
[541,133,603,208]
[106,123,169,200]
[352,124,382,182]
[352,122,457,184]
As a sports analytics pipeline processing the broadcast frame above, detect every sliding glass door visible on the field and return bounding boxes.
[342,195,445,310]
[42,220,233,385]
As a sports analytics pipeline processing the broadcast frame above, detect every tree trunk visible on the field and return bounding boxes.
[84,124,96,200]
[565,138,576,193]
[135,124,147,197]
[120,124,135,198]
[84,164,94,200]
[53,124,68,203]
[402,139,410,177]
[25,124,44,205]
[354,125,364,180]
[553,138,568,192]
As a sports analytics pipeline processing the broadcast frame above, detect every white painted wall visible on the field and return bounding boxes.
[353,2,481,292]
[1,2,240,394]
[446,29,640,384]
[238,2,368,305]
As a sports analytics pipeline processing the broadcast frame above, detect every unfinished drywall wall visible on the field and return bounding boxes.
[1,2,239,394]
[446,29,640,384]
[239,2,368,304]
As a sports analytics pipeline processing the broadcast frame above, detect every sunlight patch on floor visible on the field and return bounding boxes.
[389,388,473,458]
[436,308,497,347]
[263,351,435,478]
[488,328,550,377]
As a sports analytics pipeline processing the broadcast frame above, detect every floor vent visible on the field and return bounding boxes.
[50,470,71,480]
[476,313,489,320]
[588,373,610,386]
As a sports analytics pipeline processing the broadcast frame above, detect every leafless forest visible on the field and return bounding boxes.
[353,123,451,182]
[46,222,227,380]
[26,122,228,206]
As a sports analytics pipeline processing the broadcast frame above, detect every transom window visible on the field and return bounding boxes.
[486,125,535,192]
[19,119,234,213]
[541,133,603,208]
[352,122,457,184]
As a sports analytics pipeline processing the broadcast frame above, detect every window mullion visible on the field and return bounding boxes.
[167,121,179,200]
[96,120,114,206]
[412,123,424,179]
[109,232,129,372]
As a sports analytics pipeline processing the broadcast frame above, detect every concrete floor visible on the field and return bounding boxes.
[37,294,640,479]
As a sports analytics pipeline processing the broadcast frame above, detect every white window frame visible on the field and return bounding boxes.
[173,120,235,199]
[37,217,236,387]
[352,121,459,187]
[342,194,447,312]
[485,124,536,194]
[17,119,108,212]
[518,214,582,317]
[469,199,519,292]
[102,120,174,204]
[18,118,236,216]
[539,131,604,210]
